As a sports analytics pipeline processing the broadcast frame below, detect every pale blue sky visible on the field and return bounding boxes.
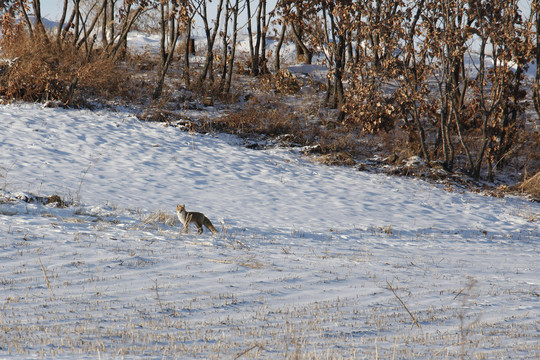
[38,0,280,34]
[40,0,63,20]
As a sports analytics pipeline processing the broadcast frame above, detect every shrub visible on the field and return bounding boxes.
[518,171,540,200]
[212,96,302,138]
[0,26,129,104]
[275,70,302,94]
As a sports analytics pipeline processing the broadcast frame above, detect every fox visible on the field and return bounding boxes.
[176,204,218,235]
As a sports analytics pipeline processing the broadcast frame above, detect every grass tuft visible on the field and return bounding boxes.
[517,170,540,201]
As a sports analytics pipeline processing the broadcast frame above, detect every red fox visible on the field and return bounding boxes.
[176,204,218,235]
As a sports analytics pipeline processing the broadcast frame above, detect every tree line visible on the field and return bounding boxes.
[1,0,539,180]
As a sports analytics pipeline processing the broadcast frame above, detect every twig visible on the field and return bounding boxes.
[234,344,263,359]
[453,287,465,300]
[386,280,421,330]
[154,279,188,353]
[37,251,55,300]
[75,160,97,204]
[154,280,168,330]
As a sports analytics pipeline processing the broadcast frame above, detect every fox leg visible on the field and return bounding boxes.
[183,214,192,233]
[196,224,204,234]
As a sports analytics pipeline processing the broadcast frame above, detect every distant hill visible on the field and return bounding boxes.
[27,16,59,29]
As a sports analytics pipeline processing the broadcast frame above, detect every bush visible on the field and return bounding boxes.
[0,28,129,104]
[518,171,540,200]
[212,96,302,137]
[275,70,302,94]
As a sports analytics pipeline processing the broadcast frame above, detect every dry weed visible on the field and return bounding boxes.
[212,96,302,138]
[275,70,302,94]
[0,31,131,103]
[140,210,178,229]
[517,170,540,200]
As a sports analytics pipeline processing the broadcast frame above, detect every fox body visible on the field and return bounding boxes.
[176,204,218,235]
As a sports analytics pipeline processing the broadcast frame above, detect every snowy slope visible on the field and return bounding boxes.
[0,103,538,358]
[1,104,536,236]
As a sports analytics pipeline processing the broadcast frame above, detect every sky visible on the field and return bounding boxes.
[37,0,535,36]
[38,0,281,34]
[40,0,63,20]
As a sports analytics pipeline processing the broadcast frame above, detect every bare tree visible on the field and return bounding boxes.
[289,0,312,64]
[152,0,190,100]
[274,17,287,71]
[56,0,69,44]
[399,0,431,163]
[423,0,470,170]
[532,0,540,116]
[104,0,149,59]
[468,0,533,179]
[219,0,231,83]
[245,0,269,75]
[195,0,225,83]
[224,0,239,92]
[18,0,34,36]
[253,0,267,74]
[31,0,47,38]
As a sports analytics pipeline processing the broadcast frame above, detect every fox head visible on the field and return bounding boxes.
[177,204,185,212]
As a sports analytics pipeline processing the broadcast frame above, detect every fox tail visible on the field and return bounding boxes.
[204,217,218,235]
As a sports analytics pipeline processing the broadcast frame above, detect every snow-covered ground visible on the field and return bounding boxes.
[0,103,538,358]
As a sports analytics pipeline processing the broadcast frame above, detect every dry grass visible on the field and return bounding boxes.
[0,31,130,104]
[2,286,536,359]
[275,70,302,94]
[138,210,179,231]
[201,95,303,139]
[192,94,364,167]
[518,170,540,200]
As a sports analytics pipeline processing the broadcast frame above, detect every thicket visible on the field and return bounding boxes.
[0,0,539,191]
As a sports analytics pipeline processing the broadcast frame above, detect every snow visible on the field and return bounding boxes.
[127,31,162,53]
[0,103,538,358]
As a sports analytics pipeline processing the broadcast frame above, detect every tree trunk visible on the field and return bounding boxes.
[19,0,34,36]
[198,0,224,83]
[184,21,192,87]
[159,3,166,64]
[290,23,312,64]
[61,6,76,41]
[220,1,230,84]
[333,33,345,111]
[101,0,108,46]
[108,4,143,59]
[73,0,81,46]
[225,0,239,93]
[252,1,262,75]
[274,21,286,71]
[260,0,267,73]
[108,0,116,45]
[246,0,255,73]
[153,13,181,100]
[328,10,345,112]
[405,0,429,163]
[56,0,69,44]
[32,0,48,39]
[533,0,540,116]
